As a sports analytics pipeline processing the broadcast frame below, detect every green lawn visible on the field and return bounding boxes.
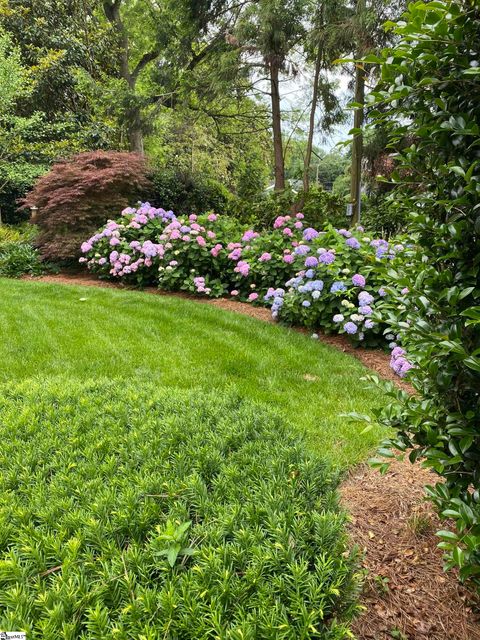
[0,278,385,467]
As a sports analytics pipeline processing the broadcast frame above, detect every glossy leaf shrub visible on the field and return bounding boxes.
[366,0,480,583]
[0,379,360,639]
[21,151,151,262]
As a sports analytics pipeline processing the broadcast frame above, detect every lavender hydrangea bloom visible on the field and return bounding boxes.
[352,274,366,288]
[302,300,311,308]
[333,314,344,323]
[346,237,361,250]
[364,319,375,329]
[390,346,413,378]
[344,322,358,334]
[295,245,310,256]
[359,305,373,316]
[337,229,352,238]
[358,291,374,306]
[305,256,318,268]
[305,269,315,279]
[319,251,335,264]
[303,227,319,241]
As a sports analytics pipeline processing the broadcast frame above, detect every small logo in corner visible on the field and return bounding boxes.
[0,633,26,640]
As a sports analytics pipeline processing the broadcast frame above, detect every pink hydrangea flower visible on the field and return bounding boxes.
[259,252,272,262]
[248,292,259,302]
[211,244,223,257]
[283,254,294,264]
[196,236,207,247]
[207,213,217,222]
[230,290,239,296]
[109,238,120,246]
[283,227,293,237]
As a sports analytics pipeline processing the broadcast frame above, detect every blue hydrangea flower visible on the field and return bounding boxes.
[302,300,311,308]
[344,321,358,334]
[330,281,347,294]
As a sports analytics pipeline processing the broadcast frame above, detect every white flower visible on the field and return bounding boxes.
[166,266,173,271]
[174,250,180,255]
[311,333,319,340]
[351,313,364,322]
[342,268,351,275]
[250,284,256,289]
[341,299,350,307]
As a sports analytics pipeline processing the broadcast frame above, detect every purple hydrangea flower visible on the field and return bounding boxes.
[358,291,374,306]
[352,274,366,288]
[295,245,310,256]
[302,300,311,308]
[359,305,373,316]
[303,227,319,241]
[319,251,335,264]
[305,256,318,268]
[346,237,361,250]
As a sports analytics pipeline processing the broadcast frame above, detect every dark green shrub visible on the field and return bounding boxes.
[0,224,52,277]
[0,379,360,639]
[366,0,480,584]
[148,169,234,216]
[300,186,346,230]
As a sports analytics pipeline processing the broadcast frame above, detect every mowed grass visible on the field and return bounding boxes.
[0,278,385,467]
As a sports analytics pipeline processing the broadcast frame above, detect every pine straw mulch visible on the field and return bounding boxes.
[23,272,480,638]
[341,457,480,639]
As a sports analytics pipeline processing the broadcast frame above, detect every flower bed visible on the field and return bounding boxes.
[81,204,410,364]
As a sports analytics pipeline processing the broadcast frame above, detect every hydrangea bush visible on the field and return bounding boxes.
[81,205,406,352]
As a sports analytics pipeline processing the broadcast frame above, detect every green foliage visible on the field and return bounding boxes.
[366,0,480,585]
[0,223,50,276]
[301,186,346,230]
[0,241,45,277]
[148,169,234,217]
[0,378,360,638]
[361,196,408,238]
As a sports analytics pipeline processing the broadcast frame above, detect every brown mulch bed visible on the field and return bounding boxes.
[23,272,479,637]
[341,458,480,639]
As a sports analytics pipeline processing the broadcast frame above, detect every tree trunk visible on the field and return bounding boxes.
[303,44,323,194]
[350,61,366,225]
[127,105,144,154]
[103,0,145,154]
[270,60,285,191]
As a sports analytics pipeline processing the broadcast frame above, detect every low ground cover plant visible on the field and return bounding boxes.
[81,205,406,351]
[0,378,360,639]
[0,224,50,277]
